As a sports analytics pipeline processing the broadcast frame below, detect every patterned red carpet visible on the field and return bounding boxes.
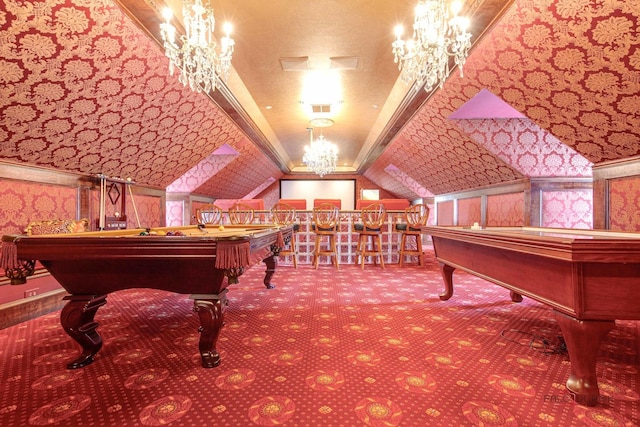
[0,253,638,426]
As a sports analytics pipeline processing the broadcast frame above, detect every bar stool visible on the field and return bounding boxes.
[312,203,340,269]
[229,203,255,225]
[196,203,223,225]
[271,202,298,268]
[354,202,387,269]
[396,203,430,266]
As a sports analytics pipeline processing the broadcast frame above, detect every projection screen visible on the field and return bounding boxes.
[279,179,356,210]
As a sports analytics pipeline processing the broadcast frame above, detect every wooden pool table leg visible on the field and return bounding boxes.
[263,254,278,289]
[60,294,108,369]
[438,263,455,300]
[554,312,614,406]
[192,290,228,368]
[509,291,523,302]
[436,262,524,303]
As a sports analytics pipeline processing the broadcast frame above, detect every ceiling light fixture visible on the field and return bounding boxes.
[392,0,471,92]
[303,127,338,178]
[160,0,235,93]
[308,117,334,128]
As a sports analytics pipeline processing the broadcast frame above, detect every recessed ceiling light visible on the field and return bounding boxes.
[265,105,272,109]
[372,104,379,109]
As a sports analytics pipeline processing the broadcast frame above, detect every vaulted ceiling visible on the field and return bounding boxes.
[1,0,639,200]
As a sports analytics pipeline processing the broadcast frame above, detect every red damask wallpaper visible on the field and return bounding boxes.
[125,194,162,229]
[0,180,81,297]
[457,118,592,178]
[436,200,454,226]
[486,193,525,227]
[457,197,482,227]
[609,176,640,231]
[0,180,78,235]
[166,200,186,227]
[541,190,592,229]
[167,145,240,193]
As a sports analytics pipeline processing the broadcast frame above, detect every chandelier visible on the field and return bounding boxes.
[160,0,235,93]
[303,127,338,178]
[392,0,471,92]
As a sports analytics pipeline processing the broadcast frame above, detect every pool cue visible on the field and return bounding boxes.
[126,179,141,228]
[98,174,106,230]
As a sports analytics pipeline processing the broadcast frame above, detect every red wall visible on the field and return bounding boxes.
[609,176,640,231]
[458,197,481,226]
[487,193,525,226]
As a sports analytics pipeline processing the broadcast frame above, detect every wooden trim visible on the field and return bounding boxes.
[0,161,165,194]
[592,179,608,230]
[0,289,67,329]
[593,156,640,180]
[0,161,93,187]
[530,177,593,188]
[434,179,530,202]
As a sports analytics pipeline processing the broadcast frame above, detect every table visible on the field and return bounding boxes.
[1,224,292,369]
[422,226,640,406]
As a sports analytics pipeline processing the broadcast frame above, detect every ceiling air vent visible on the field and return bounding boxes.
[330,56,359,70]
[279,57,310,71]
[311,104,331,114]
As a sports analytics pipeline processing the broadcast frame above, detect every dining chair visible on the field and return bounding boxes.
[354,202,387,269]
[271,202,299,268]
[396,203,430,266]
[196,204,223,225]
[311,202,340,269]
[228,203,255,225]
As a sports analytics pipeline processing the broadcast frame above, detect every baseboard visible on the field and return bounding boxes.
[0,289,67,329]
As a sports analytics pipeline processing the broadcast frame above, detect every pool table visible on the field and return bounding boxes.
[422,226,640,406]
[1,224,292,369]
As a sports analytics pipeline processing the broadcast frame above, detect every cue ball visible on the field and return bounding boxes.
[218,225,225,231]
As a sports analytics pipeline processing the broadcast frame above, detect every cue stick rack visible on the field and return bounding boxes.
[96,174,140,230]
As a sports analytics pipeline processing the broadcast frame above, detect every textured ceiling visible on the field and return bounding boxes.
[1,0,639,200]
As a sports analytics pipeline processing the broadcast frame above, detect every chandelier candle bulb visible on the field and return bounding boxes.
[451,0,463,15]
[161,9,175,42]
